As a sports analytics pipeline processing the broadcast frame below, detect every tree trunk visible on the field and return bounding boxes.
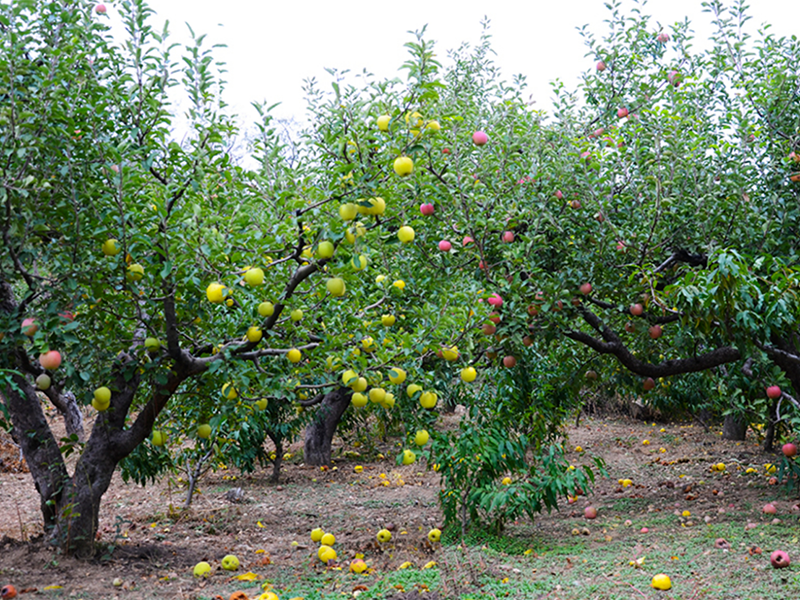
[269,436,283,483]
[304,387,351,466]
[722,413,746,441]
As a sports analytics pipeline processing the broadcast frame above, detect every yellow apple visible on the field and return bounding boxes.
[442,346,459,361]
[290,309,303,322]
[381,392,395,408]
[428,528,441,542]
[377,528,392,543]
[388,368,406,385]
[197,424,212,439]
[206,283,226,303]
[326,277,345,297]
[318,545,337,562]
[221,554,240,571]
[393,156,413,176]
[102,238,120,256]
[426,120,441,132]
[350,558,368,574]
[244,267,264,286]
[320,532,336,546]
[414,430,430,446]
[369,388,386,404]
[258,301,275,317]
[393,280,406,290]
[339,203,358,221]
[126,263,144,281]
[377,114,391,131]
[193,561,212,578]
[351,377,367,392]
[151,430,166,446]
[342,369,358,386]
[246,326,262,343]
[350,255,368,271]
[361,336,376,351]
[287,348,302,363]
[397,226,415,243]
[406,383,422,398]
[256,398,268,410]
[402,449,416,464]
[419,391,437,409]
[461,366,477,382]
[93,386,111,405]
[310,527,325,542]
[318,241,335,259]
[351,392,368,407]
[222,382,238,400]
[381,314,396,326]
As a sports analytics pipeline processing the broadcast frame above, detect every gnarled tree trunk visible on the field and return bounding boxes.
[304,387,351,466]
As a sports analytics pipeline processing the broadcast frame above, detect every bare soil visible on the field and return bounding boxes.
[1,409,797,599]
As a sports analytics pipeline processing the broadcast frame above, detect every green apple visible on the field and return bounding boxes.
[258,301,275,317]
[102,239,120,256]
[221,554,240,571]
[256,398,268,410]
[193,561,212,578]
[393,156,413,176]
[222,382,238,400]
[350,255,368,271]
[339,203,358,221]
[93,386,112,411]
[151,430,166,446]
[318,241,335,259]
[351,377,367,392]
[36,373,51,390]
[244,267,265,286]
[126,263,144,281]
[290,309,303,322]
[197,424,211,439]
[326,278,345,297]
[144,337,161,352]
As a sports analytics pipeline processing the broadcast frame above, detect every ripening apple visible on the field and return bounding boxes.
[376,529,392,543]
[766,385,782,400]
[462,236,474,245]
[617,107,629,118]
[657,32,670,43]
[643,377,656,391]
[472,131,488,146]
[36,374,51,391]
[502,231,515,243]
[580,283,592,295]
[487,293,503,308]
[256,398,268,410]
[570,199,581,209]
[420,203,435,216]
[630,303,644,316]
[782,443,797,457]
[667,70,681,87]
[584,506,598,519]
[593,211,604,222]
[388,367,406,384]
[39,350,62,370]
[350,559,367,574]
[438,240,452,252]
[102,238,120,256]
[244,267,264,287]
[624,321,635,333]
[555,190,564,200]
[95,4,107,14]
[393,156,414,176]
[503,356,517,368]
[21,317,38,337]
[596,60,606,71]
[649,325,663,339]
[481,323,496,335]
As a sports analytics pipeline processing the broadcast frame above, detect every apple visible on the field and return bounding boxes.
[369,388,386,404]
[555,190,564,199]
[246,326,262,343]
[350,559,367,574]
[402,449,416,465]
[651,574,671,591]
[377,529,392,543]
[126,263,144,281]
[339,203,358,221]
[318,545,337,563]
[584,506,598,519]
[244,267,264,286]
[287,348,302,363]
[193,561,212,578]
[443,148,451,154]
[256,398,268,410]
[95,4,107,15]
[258,301,275,317]
[102,238,120,256]
[351,392,368,407]
[649,325,662,339]
[398,226,415,243]
[197,424,212,439]
[667,70,681,87]
[420,203,435,216]
[93,386,111,411]
[151,430,166,446]
[221,554,240,571]
[763,503,777,514]
[419,391,437,409]
[388,367,406,384]
[438,240,452,252]
[522,335,533,347]
[782,443,797,457]
[643,377,656,391]
[326,277,346,297]
[461,366,477,383]
[488,313,501,325]
[593,211,603,222]
[624,321,635,333]
[39,350,62,370]
[462,236,474,245]
[630,303,644,316]
[21,317,38,337]
[570,199,581,209]
[393,156,414,176]
[617,107,629,118]
[36,374,51,391]
[206,283,226,303]
[381,314,396,326]
[290,309,303,322]
[596,60,606,71]
[472,130,488,146]
[144,337,161,352]
[377,114,391,131]
[553,300,563,312]
[502,231,515,243]
[503,356,517,368]
[481,323,496,335]
[414,430,430,446]
[527,304,539,317]
[766,385,782,399]
[428,528,442,543]
[657,32,670,43]
[585,370,598,381]
[580,283,592,295]
[321,532,336,546]
[771,550,790,569]
[487,293,503,308]
[310,527,324,542]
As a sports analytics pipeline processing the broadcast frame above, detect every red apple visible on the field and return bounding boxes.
[616,240,626,252]
[657,32,670,43]
[21,317,37,337]
[478,260,486,270]
[770,550,790,569]
[593,211,604,223]
[585,370,598,381]
[39,351,62,371]
[570,199,582,209]
[502,231,515,243]
[487,293,503,308]
[503,356,517,368]
[584,506,598,519]
[643,377,656,391]
[463,236,474,246]
[438,240,452,252]
[488,312,501,325]
[522,336,533,347]
[596,61,606,72]
[442,148,451,155]
[95,3,107,14]
[649,325,662,339]
[624,321,636,333]
[420,203,435,216]
[763,503,777,515]
[527,304,539,317]
[580,283,592,295]
[472,131,488,146]
[58,311,75,323]
[766,385,782,400]
[667,70,681,87]
[630,303,644,316]
[782,443,797,457]
[553,300,563,312]
[581,151,592,161]
[617,107,629,118]
[481,323,496,336]
[571,297,581,307]
[555,190,564,200]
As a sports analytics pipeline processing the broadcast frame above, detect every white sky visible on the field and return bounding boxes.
[107,0,798,125]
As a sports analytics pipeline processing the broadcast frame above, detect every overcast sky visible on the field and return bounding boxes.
[109,1,798,125]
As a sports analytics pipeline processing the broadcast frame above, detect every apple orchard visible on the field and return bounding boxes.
[2,0,800,559]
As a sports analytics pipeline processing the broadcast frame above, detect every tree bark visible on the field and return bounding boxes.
[304,387,351,466]
[722,413,746,441]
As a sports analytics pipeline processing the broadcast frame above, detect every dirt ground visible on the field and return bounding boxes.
[1,408,798,600]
